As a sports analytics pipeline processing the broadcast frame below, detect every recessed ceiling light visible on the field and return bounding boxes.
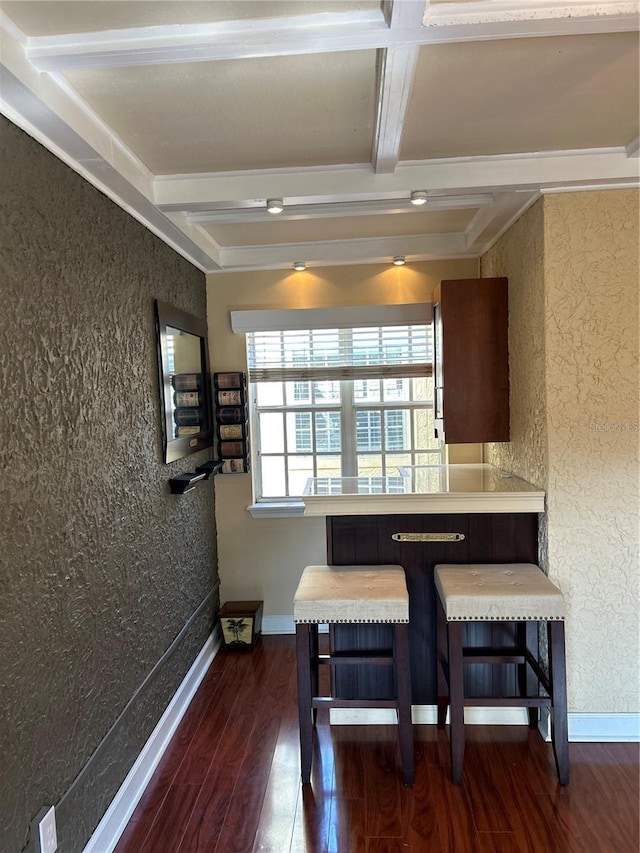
[393,256,406,266]
[266,198,284,214]
[293,261,306,271]
[410,190,428,206]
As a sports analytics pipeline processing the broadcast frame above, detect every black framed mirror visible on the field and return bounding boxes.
[155,300,213,463]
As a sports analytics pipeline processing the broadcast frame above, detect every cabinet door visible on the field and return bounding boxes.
[433,277,509,444]
[433,301,444,428]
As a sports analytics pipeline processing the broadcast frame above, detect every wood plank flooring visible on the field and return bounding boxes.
[115,636,639,853]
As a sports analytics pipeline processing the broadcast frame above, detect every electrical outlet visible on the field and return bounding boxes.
[32,806,57,853]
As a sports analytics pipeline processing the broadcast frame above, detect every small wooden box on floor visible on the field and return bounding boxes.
[218,600,263,650]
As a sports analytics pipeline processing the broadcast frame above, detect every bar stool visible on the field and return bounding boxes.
[435,563,569,785]
[294,564,414,786]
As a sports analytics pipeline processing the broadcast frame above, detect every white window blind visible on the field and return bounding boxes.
[247,325,432,383]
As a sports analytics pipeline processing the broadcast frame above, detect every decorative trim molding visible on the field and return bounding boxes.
[82,633,219,853]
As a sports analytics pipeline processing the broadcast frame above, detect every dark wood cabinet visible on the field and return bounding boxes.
[433,277,510,444]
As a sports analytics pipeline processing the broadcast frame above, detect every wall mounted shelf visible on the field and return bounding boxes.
[169,461,223,494]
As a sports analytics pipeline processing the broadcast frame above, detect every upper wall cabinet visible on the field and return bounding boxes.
[432,277,509,444]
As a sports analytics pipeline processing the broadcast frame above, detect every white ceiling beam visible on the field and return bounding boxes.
[154,149,640,209]
[464,191,539,251]
[372,1,424,173]
[185,195,492,225]
[1,13,151,194]
[372,46,420,173]
[162,212,224,269]
[217,233,468,271]
[0,17,214,272]
[25,8,639,71]
[26,9,388,71]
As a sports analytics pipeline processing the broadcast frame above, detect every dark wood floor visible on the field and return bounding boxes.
[115,635,639,853]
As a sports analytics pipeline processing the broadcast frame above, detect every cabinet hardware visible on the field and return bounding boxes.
[391,533,465,542]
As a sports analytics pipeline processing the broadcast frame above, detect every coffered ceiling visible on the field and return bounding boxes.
[1,1,638,273]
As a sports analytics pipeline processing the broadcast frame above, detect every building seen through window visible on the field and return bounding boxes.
[247,325,441,500]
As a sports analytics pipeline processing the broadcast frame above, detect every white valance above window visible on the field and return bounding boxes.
[230,303,431,334]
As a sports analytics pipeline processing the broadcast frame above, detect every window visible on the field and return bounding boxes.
[244,315,442,500]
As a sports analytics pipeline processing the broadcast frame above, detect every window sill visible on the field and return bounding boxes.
[247,502,306,519]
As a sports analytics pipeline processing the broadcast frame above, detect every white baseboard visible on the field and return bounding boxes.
[330,706,529,726]
[539,710,640,742]
[567,713,640,742]
[83,633,218,853]
[262,615,328,635]
[330,708,640,740]
[262,615,294,634]
[263,624,640,741]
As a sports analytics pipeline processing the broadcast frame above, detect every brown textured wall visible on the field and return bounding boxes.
[0,117,218,853]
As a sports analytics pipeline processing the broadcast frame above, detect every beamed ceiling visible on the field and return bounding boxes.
[1,1,638,273]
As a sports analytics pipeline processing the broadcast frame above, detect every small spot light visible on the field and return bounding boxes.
[293,261,306,271]
[393,256,406,266]
[410,190,428,206]
[266,198,284,214]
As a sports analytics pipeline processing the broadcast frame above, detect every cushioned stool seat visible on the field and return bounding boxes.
[294,565,413,785]
[435,563,569,785]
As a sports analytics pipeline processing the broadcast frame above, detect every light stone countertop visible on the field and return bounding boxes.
[302,464,545,516]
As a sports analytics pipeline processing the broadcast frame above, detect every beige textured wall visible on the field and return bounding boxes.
[207,259,479,618]
[543,190,639,713]
[484,189,639,714]
[481,199,549,570]
[481,200,548,490]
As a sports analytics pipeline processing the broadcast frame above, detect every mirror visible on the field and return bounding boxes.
[155,300,213,463]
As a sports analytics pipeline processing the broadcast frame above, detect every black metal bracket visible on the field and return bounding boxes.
[196,460,224,479]
[169,461,223,494]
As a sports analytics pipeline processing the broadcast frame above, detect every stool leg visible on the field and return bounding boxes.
[518,621,539,727]
[448,621,465,784]
[393,623,414,786]
[548,620,570,785]
[436,598,449,727]
[310,624,319,725]
[296,623,314,784]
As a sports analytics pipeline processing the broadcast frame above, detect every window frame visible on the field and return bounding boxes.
[249,371,442,502]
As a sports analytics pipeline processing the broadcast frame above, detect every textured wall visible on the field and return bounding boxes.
[481,199,549,571]
[0,116,218,853]
[481,201,548,491]
[483,189,639,714]
[543,190,639,713]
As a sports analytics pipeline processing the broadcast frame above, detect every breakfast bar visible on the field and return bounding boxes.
[302,464,545,706]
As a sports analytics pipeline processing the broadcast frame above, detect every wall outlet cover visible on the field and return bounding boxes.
[32,806,57,853]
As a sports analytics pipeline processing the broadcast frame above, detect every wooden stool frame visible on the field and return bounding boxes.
[436,599,569,786]
[295,622,414,786]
